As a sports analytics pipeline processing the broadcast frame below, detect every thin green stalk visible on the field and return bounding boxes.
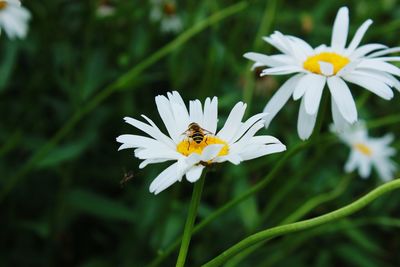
[224,172,351,266]
[281,173,352,224]
[176,172,206,267]
[0,1,248,202]
[202,178,400,267]
[242,0,277,112]
[367,114,400,129]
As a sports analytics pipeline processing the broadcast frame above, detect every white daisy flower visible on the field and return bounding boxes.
[244,6,400,140]
[0,0,31,39]
[332,121,397,181]
[116,91,286,194]
[150,0,182,34]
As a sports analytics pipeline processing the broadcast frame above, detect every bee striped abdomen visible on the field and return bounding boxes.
[191,133,204,143]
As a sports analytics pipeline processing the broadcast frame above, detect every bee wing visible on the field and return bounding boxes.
[201,127,215,135]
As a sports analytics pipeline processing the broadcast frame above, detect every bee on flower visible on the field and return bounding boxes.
[0,0,31,39]
[150,0,183,34]
[332,122,397,181]
[244,6,400,140]
[116,91,286,194]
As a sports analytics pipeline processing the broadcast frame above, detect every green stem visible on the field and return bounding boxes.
[224,172,351,266]
[367,114,400,129]
[202,178,400,267]
[176,172,206,267]
[0,1,248,202]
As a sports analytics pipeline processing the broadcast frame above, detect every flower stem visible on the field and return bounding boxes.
[202,178,400,267]
[176,172,207,267]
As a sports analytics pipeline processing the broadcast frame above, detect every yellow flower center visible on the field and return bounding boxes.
[354,143,373,156]
[0,1,7,9]
[176,135,229,157]
[303,52,350,75]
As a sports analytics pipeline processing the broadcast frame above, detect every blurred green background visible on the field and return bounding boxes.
[1,0,400,266]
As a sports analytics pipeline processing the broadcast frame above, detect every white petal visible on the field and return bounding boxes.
[359,156,372,178]
[293,74,318,101]
[189,100,203,125]
[304,75,326,115]
[149,162,181,194]
[331,7,349,53]
[264,73,303,128]
[342,73,394,100]
[297,98,317,140]
[350,44,387,59]
[318,62,334,76]
[123,117,176,148]
[345,19,373,54]
[243,52,286,68]
[331,97,349,132]
[368,46,400,58]
[214,154,242,165]
[139,158,171,169]
[327,76,358,123]
[261,65,303,76]
[231,113,266,143]
[186,165,205,183]
[357,59,400,77]
[344,151,358,173]
[155,95,180,143]
[203,97,218,134]
[217,102,246,142]
[239,143,286,161]
[201,144,224,161]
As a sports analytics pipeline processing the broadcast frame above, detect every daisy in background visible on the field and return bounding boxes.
[244,6,400,140]
[0,0,31,39]
[332,121,397,181]
[150,0,182,34]
[117,91,286,194]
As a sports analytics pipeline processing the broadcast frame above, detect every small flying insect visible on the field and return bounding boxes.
[120,170,134,188]
[183,122,214,150]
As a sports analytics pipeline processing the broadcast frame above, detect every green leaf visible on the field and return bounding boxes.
[66,189,136,222]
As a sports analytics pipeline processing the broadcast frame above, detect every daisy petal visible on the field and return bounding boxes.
[331,7,349,52]
[297,98,317,140]
[217,102,246,142]
[304,75,326,115]
[264,73,303,128]
[327,76,357,123]
[346,19,373,54]
[186,165,205,183]
[342,73,394,100]
[149,162,181,194]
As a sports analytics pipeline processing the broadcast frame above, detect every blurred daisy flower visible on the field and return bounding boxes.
[117,91,286,194]
[150,0,182,34]
[244,6,400,140]
[332,122,397,181]
[0,0,31,39]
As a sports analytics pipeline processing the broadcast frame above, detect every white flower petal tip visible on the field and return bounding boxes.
[118,91,286,194]
[0,1,31,39]
[333,121,397,181]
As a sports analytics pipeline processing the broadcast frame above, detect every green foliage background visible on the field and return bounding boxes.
[1,0,400,266]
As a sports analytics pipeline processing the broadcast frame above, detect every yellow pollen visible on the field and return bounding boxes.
[354,143,373,156]
[0,1,7,9]
[303,52,350,75]
[177,136,229,158]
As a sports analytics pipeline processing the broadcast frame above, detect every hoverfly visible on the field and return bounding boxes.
[182,122,214,150]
